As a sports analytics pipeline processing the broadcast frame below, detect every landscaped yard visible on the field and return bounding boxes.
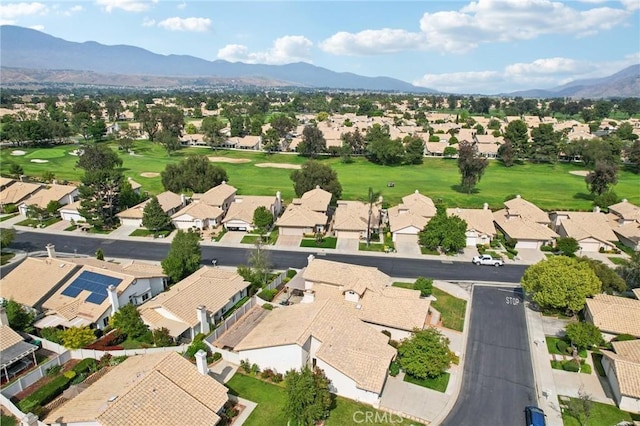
[403,372,450,393]
[300,237,337,249]
[561,397,640,426]
[431,287,467,332]
[359,242,387,252]
[3,142,640,209]
[392,281,415,290]
[0,213,18,222]
[607,257,627,265]
[129,228,172,237]
[15,217,61,227]
[546,336,587,358]
[226,373,424,426]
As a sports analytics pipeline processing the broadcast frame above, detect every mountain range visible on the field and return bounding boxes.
[1,25,638,97]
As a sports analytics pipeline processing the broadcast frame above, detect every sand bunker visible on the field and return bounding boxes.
[140,172,160,178]
[208,157,251,164]
[569,170,590,177]
[30,159,49,163]
[11,150,26,156]
[255,163,301,170]
[69,149,82,156]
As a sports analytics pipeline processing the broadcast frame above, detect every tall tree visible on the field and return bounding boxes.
[403,135,425,164]
[161,229,202,283]
[270,114,296,139]
[626,140,640,174]
[503,120,530,159]
[60,326,96,349]
[498,140,515,167]
[76,144,122,171]
[156,130,182,156]
[284,366,332,426]
[201,116,226,150]
[366,187,381,247]
[578,257,626,294]
[3,299,35,332]
[110,303,148,339]
[418,211,467,254]
[161,155,228,193]
[457,141,488,194]
[585,161,618,196]
[247,241,272,287]
[565,322,603,350]
[298,125,326,158]
[290,160,342,200]
[78,169,124,229]
[253,206,274,238]
[530,123,562,163]
[142,196,171,233]
[617,252,640,289]
[398,327,454,379]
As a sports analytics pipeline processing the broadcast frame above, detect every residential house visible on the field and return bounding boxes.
[275,186,332,236]
[223,192,283,232]
[0,310,38,383]
[139,267,251,342]
[608,199,640,251]
[601,340,640,413]
[474,134,504,158]
[493,195,558,249]
[192,181,237,212]
[0,177,15,191]
[58,200,85,223]
[171,202,225,230]
[126,177,142,194]
[550,209,618,252]
[117,191,185,227]
[447,204,497,246]
[585,290,640,340]
[0,181,42,212]
[227,135,262,150]
[43,352,229,425]
[235,300,396,407]
[17,183,78,216]
[333,200,381,240]
[387,190,437,243]
[34,258,167,330]
[424,141,448,157]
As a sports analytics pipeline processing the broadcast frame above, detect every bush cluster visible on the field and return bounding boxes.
[73,358,97,375]
[556,339,570,354]
[563,360,580,372]
[286,269,297,279]
[262,303,273,310]
[389,361,400,377]
[18,372,75,413]
[258,288,277,302]
[259,368,284,383]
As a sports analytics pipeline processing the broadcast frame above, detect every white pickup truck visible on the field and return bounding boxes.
[472,254,504,266]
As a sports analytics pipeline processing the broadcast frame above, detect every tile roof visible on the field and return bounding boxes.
[333,200,379,233]
[503,195,551,224]
[19,184,77,209]
[140,267,251,330]
[0,257,80,308]
[117,191,183,219]
[387,208,430,233]
[609,199,640,222]
[447,207,497,237]
[44,352,228,425]
[586,294,640,337]
[494,209,558,241]
[555,211,618,243]
[294,186,332,212]
[235,300,396,394]
[0,181,42,205]
[275,204,327,228]
[191,181,237,207]
[303,259,389,296]
[612,340,640,363]
[126,178,142,191]
[172,202,224,220]
[0,177,14,188]
[58,199,82,213]
[69,258,166,279]
[607,214,640,244]
[222,195,277,225]
[0,325,25,351]
[602,340,640,399]
[400,190,437,218]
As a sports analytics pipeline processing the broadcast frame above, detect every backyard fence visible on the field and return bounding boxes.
[1,351,72,398]
[205,297,256,344]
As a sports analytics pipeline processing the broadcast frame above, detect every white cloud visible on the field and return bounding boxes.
[142,17,155,27]
[63,5,83,16]
[320,0,633,55]
[157,17,211,32]
[177,2,186,10]
[0,2,48,23]
[217,35,313,65]
[95,0,157,13]
[29,24,44,31]
[413,55,638,93]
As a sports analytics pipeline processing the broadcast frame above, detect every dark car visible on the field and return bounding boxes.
[525,406,546,426]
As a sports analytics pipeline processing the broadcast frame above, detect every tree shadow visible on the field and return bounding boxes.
[450,184,480,195]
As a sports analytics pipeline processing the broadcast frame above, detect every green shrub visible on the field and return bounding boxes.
[40,327,63,344]
[551,360,562,369]
[240,359,251,373]
[63,371,76,379]
[46,364,62,377]
[186,339,209,358]
[389,361,400,377]
[212,352,222,361]
[193,333,206,342]
[251,363,260,375]
[540,245,555,252]
[286,269,297,279]
[18,373,72,412]
[262,303,273,310]
[3,204,18,214]
[563,360,580,372]
[414,277,433,297]
[613,334,637,342]
[110,355,128,366]
[73,358,97,375]
[556,339,569,354]
[258,289,277,302]
[272,372,284,383]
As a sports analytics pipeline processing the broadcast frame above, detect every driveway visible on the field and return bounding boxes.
[395,234,421,256]
[219,231,245,244]
[336,237,359,251]
[542,316,573,337]
[515,248,546,264]
[276,235,302,247]
[380,373,451,422]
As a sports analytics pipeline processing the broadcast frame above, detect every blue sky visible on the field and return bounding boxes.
[1,0,639,93]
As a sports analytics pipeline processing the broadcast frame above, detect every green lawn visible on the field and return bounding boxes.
[431,287,467,332]
[300,237,337,249]
[14,216,61,227]
[392,281,415,290]
[403,372,450,393]
[129,228,172,237]
[0,414,17,426]
[546,336,568,355]
[0,213,18,222]
[562,398,640,426]
[359,242,386,252]
[241,234,263,244]
[608,257,626,265]
[226,373,424,426]
[3,142,640,209]
[1,251,15,265]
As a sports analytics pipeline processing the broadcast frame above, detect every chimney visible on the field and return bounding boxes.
[0,306,9,326]
[483,203,489,210]
[195,349,209,375]
[180,193,187,206]
[107,285,120,313]
[46,243,56,259]
[593,206,600,213]
[197,305,210,334]
[302,289,315,304]
[307,254,315,266]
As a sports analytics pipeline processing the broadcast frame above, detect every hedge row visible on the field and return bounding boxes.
[72,358,97,375]
[18,371,75,413]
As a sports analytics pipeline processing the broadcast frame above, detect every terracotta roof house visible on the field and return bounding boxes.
[387,190,436,243]
[447,204,497,246]
[191,181,237,212]
[35,258,167,330]
[117,191,185,227]
[235,299,396,407]
[0,312,38,383]
[550,209,618,252]
[608,199,640,251]
[17,183,78,216]
[126,178,142,193]
[171,202,225,230]
[601,340,640,414]
[222,193,283,232]
[139,267,251,341]
[43,352,229,425]
[585,293,640,340]
[0,181,43,211]
[333,200,381,240]
[425,141,448,156]
[58,200,85,223]
[300,256,430,341]
[275,186,332,236]
[0,177,15,191]
[227,135,262,150]
[493,195,557,250]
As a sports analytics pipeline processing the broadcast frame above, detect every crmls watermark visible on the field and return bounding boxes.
[353,411,404,424]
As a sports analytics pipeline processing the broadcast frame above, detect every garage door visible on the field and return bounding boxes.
[579,241,600,252]
[516,240,539,249]
[279,227,302,236]
[120,218,142,227]
[337,230,361,239]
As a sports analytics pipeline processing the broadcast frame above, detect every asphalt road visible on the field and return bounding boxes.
[443,286,536,426]
[9,231,528,282]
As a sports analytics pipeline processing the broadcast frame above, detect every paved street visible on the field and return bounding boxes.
[443,286,536,426]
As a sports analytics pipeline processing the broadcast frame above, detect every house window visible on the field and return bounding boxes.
[141,293,150,302]
[103,317,109,327]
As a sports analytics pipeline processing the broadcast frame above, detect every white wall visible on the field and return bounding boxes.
[60,210,84,222]
[225,219,252,231]
[119,218,142,227]
[239,344,305,375]
[316,358,381,407]
[392,226,421,241]
[619,396,640,414]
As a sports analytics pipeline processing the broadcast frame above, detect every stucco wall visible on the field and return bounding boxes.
[239,344,306,375]
[316,358,381,407]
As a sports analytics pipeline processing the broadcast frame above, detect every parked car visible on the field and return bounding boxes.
[525,406,546,426]
[472,254,504,266]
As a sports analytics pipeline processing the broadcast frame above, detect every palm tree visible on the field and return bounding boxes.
[366,187,382,247]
